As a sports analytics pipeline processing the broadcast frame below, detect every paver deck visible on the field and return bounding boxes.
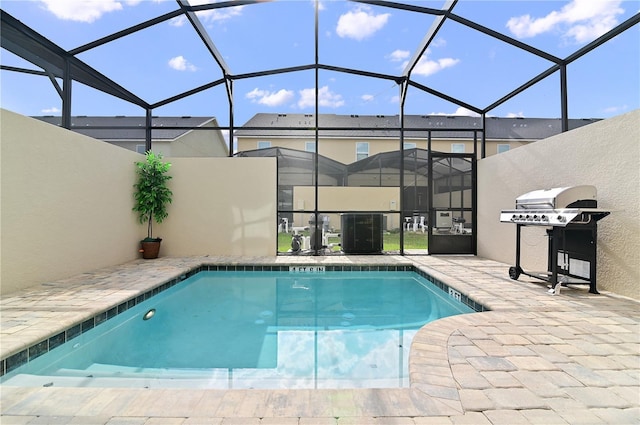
[1,255,638,424]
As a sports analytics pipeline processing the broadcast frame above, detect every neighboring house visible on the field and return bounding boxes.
[235,113,600,162]
[235,113,601,235]
[33,116,229,157]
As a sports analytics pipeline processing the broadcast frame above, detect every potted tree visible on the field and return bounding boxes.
[133,151,173,259]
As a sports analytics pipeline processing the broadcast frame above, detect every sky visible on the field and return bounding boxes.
[1,0,639,127]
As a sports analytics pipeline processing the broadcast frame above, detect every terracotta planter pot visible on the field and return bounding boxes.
[140,239,162,259]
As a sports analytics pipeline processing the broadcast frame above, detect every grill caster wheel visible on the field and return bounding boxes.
[509,266,522,280]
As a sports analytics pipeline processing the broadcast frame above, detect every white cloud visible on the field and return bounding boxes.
[169,0,244,27]
[506,0,625,43]
[398,42,459,77]
[430,107,480,117]
[506,111,525,118]
[406,56,460,77]
[431,38,447,48]
[41,106,61,114]
[361,94,374,102]
[168,56,197,71]
[39,0,165,22]
[246,88,295,107]
[39,0,123,23]
[602,104,629,114]
[388,50,410,62]
[298,86,345,109]
[336,6,390,41]
[169,16,186,27]
[455,107,480,117]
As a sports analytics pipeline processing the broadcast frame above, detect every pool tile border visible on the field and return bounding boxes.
[1,263,488,378]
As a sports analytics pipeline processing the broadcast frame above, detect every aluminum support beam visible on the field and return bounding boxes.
[62,59,71,129]
[1,10,149,108]
[402,0,457,79]
[177,0,231,77]
[561,65,568,132]
[145,109,152,153]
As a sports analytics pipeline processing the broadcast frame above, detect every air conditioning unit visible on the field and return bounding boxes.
[340,213,383,254]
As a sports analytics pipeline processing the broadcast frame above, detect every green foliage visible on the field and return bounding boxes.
[133,151,173,240]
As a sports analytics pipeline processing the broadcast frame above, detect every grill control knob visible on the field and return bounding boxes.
[511,214,517,221]
[541,215,548,221]
[533,215,539,221]
[557,215,565,222]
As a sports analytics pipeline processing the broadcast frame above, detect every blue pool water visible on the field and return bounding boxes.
[3,271,474,389]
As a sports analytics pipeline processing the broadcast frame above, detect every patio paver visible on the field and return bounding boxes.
[1,255,639,424]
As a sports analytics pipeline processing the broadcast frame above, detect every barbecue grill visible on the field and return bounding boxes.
[500,185,610,294]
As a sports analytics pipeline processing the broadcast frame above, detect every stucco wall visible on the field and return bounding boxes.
[292,186,400,231]
[1,109,141,295]
[1,109,276,295]
[478,110,639,299]
[157,157,276,257]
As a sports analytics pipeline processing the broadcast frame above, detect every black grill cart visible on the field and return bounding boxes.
[500,186,610,294]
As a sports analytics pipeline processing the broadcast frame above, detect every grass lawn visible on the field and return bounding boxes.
[277,231,427,253]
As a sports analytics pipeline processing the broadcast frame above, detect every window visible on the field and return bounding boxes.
[404,142,416,149]
[356,142,369,161]
[305,141,315,152]
[451,143,465,153]
[135,144,146,154]
[257,141,271,149]
[497,144,510,154]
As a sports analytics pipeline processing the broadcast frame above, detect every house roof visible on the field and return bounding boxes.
[235,113,601,140]
[32,116,219,141]
[235,146,346,180]
[235,146,470,182]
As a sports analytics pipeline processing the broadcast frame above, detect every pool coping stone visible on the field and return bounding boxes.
[1,255,638,423]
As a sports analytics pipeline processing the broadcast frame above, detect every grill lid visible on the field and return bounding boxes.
[515,185,597,209]
[501,185,609,227]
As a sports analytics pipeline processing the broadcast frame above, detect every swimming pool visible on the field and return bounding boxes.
[2,269,476,389]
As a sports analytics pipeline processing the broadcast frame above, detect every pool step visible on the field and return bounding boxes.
[54,363,232,379]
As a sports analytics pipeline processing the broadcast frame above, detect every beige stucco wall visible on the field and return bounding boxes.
[291,186,400,231]
[1,109,276,295]
[1,109,142,295]
[156,157,276,257]
[4,105,635,299]
[478,110,640,299]
[317,138,399,164]
[109,140,171,157]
